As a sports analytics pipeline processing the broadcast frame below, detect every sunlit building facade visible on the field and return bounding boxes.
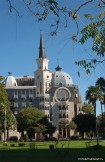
[5,33,82,138]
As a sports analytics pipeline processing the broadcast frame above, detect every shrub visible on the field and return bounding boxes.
[8,136,18,142]
[46,136,56,141]
[23,134,29,142]
[70,135,79,140]
[49,144,54,149]
[10,143,15,147]
[18,142,25,147]
[3,143,8,147]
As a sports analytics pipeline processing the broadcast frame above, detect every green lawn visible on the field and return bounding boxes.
[0,140,105,162]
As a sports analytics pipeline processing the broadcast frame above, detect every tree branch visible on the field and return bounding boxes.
[7,0,22,17]
[74,0,94,16]
[100,0,105,5]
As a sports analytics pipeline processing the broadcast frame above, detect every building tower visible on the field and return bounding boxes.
[34,32,52,118]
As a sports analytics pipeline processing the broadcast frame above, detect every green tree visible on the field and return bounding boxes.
[39,116,56,136]
[82,103,94,114]
[96,77,105,106]
[0,107,17,138]
[96,77,105,138]
[73,113,96,138]
[85,85,103,144]
[85,86,103,116]
[17,106,55,140]
[0,76,17,140]
[0,76,10,108]
[17,106,45,139]
[66,121,77,137]
[59,120,77,138]
[97,112,105,137]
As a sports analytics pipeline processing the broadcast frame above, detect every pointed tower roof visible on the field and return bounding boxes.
[39,32,46,59]
[55,65,62,71]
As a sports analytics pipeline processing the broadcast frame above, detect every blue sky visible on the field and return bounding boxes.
[0,0,105,115]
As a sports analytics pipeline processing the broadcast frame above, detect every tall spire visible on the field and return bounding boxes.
[39,32,46,59]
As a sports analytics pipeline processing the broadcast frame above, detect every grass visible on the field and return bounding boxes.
[0,140,105,162]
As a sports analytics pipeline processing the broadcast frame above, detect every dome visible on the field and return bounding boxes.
[53,66,73,87]
[4,72,17,87]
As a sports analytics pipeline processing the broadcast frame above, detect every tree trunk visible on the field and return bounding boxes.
[101,103,104,138]
[7,128,9,139]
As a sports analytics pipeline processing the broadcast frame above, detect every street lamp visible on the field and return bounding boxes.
[101,86,105,139]
[4,105,6,143]
[90,94,99,146]
[0,103,6,143]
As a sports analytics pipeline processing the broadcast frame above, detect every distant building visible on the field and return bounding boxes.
[4,33,82,138]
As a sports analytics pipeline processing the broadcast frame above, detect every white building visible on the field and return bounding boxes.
[5,33,82,138]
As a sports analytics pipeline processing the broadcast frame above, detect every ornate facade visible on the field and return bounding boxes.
[5,33,82,138]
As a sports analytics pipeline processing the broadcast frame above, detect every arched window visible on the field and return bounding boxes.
[62,106,65,110]
[59,82,62,87]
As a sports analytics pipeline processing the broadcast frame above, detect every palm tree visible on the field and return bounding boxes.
[59,120,77,138]
[96,77,105,139]
[85,86,102,116]
[66,121,77,137]
[82,103,94,114]
[85,86,103,145]
[96,77,105,111]
[59,120,67,138]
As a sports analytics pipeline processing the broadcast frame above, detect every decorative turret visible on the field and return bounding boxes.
[4,72,17,87]
[55,65,62,71]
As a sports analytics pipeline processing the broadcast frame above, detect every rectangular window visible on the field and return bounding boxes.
[21,90,25,94]
[29,89,33,94]
[14,90,18,95]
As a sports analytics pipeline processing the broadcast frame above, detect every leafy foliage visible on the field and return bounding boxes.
[5,0,105,75]
[59,120,77,130]
[85,85,103,116]
[17,106,55,138]
[77,10,105,74]
[82,103,94,114]
[85,86,103,104]
[96,77,105,93]
[73,113,96,133]
[17,106,45,132]
[0,76,17,135]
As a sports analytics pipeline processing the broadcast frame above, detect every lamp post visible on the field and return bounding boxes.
[101,86,105,139]
[0,103,6,143]
[4,106,6,143]
[100,100,104,139]
[91,96,99,146]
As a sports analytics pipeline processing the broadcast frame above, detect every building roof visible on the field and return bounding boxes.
[53,69,73,87]
[4,72,17,87]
